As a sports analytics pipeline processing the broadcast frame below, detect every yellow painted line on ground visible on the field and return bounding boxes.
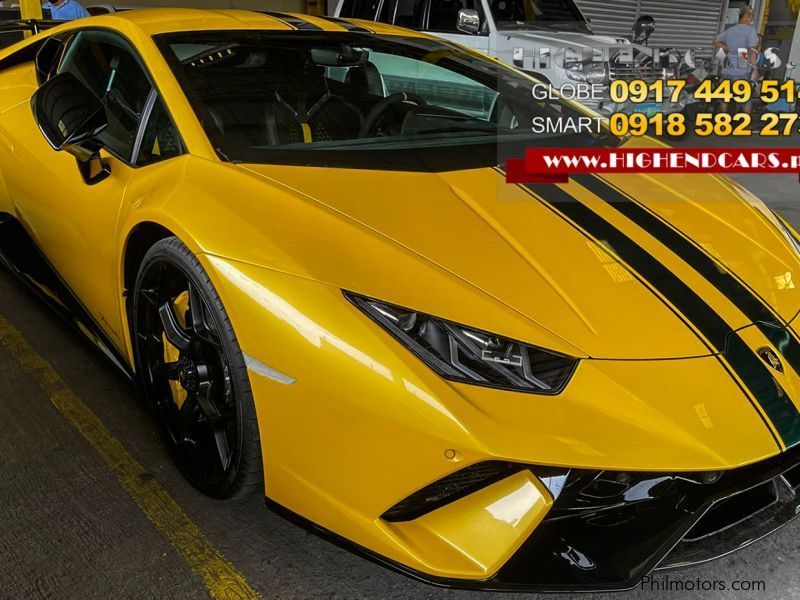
[0,315,261,600]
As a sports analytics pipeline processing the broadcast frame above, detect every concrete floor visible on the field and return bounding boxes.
[2,165,800,599]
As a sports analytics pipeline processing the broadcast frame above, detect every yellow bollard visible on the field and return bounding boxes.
[19,0,43,38]
[20,0,44,20]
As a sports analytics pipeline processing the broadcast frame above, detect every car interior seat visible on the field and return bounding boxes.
[344,62,384,97]
[194,48,366,148]
[272,54,363,143]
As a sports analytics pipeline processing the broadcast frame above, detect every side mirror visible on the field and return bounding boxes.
[457,9,480,35]
[31,72,110,184]
[31,72,107,153]
[632,15,655,45]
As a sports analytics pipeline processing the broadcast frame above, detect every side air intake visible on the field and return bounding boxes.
[382,461,523,522]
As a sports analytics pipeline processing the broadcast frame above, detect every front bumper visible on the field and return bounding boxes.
[272,445,800,593]
[487,445,800,591]
[209,258,798,590]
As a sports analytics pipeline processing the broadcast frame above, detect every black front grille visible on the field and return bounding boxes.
[782,463,800,488]
[490,446,800,591]
[661,457,800,569]
[609,64,673,82]
[683,480,778,542]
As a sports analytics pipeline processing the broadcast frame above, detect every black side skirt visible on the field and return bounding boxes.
[0,214,134,380]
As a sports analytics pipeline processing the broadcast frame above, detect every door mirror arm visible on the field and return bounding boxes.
[70,142,112,186]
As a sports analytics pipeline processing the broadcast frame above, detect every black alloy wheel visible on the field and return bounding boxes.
[132,237,262,498]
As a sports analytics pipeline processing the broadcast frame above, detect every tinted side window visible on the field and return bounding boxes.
[57,31,152,161]
[370,52,498,119]
[339,0,380,19]
[382,0,426,27]
[136,98,183,166]
[427,0,484,32]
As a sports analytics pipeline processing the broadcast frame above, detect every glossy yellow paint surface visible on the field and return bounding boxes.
[202,254,782,573]
[1,9,800,581]
[385,472,552,578]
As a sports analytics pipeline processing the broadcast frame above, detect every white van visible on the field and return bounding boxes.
[334,0,689,117]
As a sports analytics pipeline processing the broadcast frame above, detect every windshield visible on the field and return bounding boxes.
[490,0,589,31]
[156,31,612,169]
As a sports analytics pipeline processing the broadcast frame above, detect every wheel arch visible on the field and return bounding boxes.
[122,221,177,298]
[118,212,228,370]
[119,221,178,366]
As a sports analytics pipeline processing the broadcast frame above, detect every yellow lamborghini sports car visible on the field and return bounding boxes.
[4,8,800,592]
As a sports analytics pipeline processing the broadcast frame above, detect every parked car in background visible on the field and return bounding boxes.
[334,0,691,118]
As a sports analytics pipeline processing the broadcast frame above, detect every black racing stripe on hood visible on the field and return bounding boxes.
[262,12,324,30]
[493,167,779,448]
[578,174,800,399]
[575,174,782,325]
[514,179,800,449]
[316,16,374,32]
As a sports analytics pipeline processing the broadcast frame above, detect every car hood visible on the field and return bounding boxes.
[497,30,634,52]
[235,162,800,360]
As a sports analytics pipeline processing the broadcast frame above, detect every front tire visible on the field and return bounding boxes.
[132,237,262,498]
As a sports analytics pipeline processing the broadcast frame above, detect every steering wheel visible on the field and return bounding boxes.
[359,92,427,138]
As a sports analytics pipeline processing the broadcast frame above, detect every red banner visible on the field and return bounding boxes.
[506,148,800,184]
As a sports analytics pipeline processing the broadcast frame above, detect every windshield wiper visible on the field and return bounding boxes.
[497,20,589,32]
[540,20,589,28]
[495,21,552,31]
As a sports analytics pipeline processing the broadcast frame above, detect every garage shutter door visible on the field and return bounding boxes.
[575,0,640,40]
[639,0,724,58]
[576,0,725,58]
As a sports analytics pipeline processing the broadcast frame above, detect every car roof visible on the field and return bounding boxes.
[84,7,423,38]
[0,8,438,67]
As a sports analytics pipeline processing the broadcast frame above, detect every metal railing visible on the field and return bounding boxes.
[0,19,60,35]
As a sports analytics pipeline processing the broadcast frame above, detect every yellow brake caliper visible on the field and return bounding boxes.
[163,290,189,410]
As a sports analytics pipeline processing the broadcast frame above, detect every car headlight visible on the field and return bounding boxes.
[346,292,578,394]
[565,61,608,84]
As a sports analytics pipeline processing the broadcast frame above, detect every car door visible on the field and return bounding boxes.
[341,0,491,55]
[2,29,181,349]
